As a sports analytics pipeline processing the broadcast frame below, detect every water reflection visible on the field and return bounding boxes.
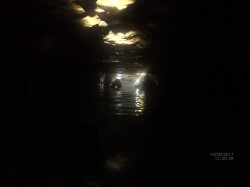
[135,88,145,115]
[98,72,146,116]
[104,31,141,45]
[97,0,135,10]
[81,15,108,27]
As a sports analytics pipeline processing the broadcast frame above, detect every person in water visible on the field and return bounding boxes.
[110,78,122,89]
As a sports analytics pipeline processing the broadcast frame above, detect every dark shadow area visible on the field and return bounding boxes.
[150,1,249,186]
[0,1,110,187]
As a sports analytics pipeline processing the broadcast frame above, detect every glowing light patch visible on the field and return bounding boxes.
[134,72,147,85]
[97,0,135,10]
[95,7,106,13]
[72,4,86,14]
[137,72,146,76]
[116,74,123,79]
[135,89,145,115]
[81,15,108,27]
[135,79,140,85]
[136,88,139,95]
[103,31,141,45]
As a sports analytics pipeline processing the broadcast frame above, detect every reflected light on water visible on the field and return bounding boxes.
[97,0,135,10]
[72,4,86,14]
[98,73,148,116]
[135,89,145,115]
[81,15,108,27]
[104,31,141,45]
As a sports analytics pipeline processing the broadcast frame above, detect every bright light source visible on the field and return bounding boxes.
[134,71,147,85]
[135,79,140,85]
[116,74,123,79]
